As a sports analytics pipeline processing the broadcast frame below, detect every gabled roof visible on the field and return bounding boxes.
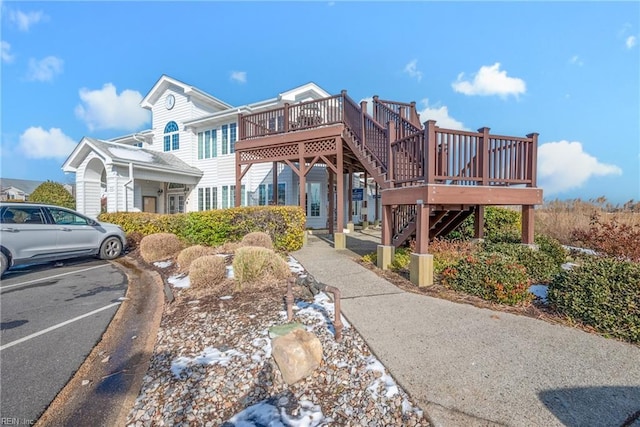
[0,178,44,195]
[62,137,203,177]
[140,74,233,111]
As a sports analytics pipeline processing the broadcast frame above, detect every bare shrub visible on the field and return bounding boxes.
[214,241,241,254]
[240,232,273,250]
[233,246,290,287]
[125,231,144,251]
[139,233,184,263]
[177,245,215,272]
[189,255,227,289]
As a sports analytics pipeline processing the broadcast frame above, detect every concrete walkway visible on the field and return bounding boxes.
[292,231,640,427]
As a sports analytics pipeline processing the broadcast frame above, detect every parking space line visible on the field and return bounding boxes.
[0,265,109,291]
[0,302,121,351]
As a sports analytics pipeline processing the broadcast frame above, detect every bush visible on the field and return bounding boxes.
[29,181,75,209]
[534,234,567,267]
[232,246,291,286]
[449,207,521,242]
[240,231,273,250]
[548,257,640,343]
[429,239,478,275]
[188,255,228,289]
[571,214,640,262]
[125,231,144,251]
[483,242,561,284]
[441,252,532,305]
[390,247,411,271]
[139,233,184,263]
[177,245,215,272]
[98,212,187,236]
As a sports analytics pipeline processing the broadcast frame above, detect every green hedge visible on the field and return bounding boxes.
[483,242,562,284]
[98,206,306,252]
[548,257,640,343]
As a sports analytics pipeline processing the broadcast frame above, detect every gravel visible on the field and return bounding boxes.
[125,260,429,426]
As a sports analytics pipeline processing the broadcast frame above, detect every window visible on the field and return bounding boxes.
[240,185,246,207]
[164,121,179,152]
[222,185,229,209]
[212,187,218,209]
[222,124,228,155]
[49,208,89,225]
[197,129,218,160]
[198,188,204,210]
[258,183,286,205]
[306,182,320,217]
[230,123,237,153]
[230,185,235,207]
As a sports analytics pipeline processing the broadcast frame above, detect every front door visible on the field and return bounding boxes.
[168,195,185,214]
[143,196,157,213]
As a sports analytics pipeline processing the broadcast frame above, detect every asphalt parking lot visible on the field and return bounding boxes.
[0,258,127,423]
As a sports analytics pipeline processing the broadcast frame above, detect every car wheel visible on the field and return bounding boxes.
[0,252,7,276]
[99,237,123,260]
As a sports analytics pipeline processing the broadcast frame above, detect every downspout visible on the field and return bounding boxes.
[123,162,134,212]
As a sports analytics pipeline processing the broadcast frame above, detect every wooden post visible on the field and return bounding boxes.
[360,100,367,146]
[348,166,353,224]
[526,133,539,187]
[478,127,490,185]
[235,152,242,207]
[425,120,437,183]
[381,205,392,246]
[238,113,245,140]
[375,184,380,222]
[362,171,368,224]
[272,161,278,205]
[336,137,344,232]
[299,143,306,215]
[328,170,334,234]
[373,95,379,122]
[284,103,290,132]
[415,201,430,254]
[388,121,396,187]
[522,205,535,244]
[474,205,485,239]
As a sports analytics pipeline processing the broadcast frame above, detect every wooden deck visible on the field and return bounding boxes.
[235,91,542,252]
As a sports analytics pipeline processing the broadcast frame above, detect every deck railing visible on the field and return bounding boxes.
[373,97,422,141]
[239,95,538,188]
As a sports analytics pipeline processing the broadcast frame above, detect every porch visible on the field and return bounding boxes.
[235,91,542,285]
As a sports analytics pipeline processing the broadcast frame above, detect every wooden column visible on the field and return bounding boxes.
[235,152,242,207]
[381,205,392,246]
[299,143,306,216]
[328,170,334,234]
[362,171,368,223]
[522,205,535,244]
[415,202,430,254]
[336,138,344,232]
[474,205,485,239]
[272,161,278,205]
[348,166,353,223]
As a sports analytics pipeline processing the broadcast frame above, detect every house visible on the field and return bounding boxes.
[64,74,543,286]
[0,178,74,201]
[63,75,373,228]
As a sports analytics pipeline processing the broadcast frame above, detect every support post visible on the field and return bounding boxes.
[527,133,539,187]
[328,170,334,234]
[478,127,490,186]
[347,167,354,232]
[414,201,430,254]
[235,153,242,207]
[362,171,368,229]
[299,144,306,220]
[425,120,437,183]
[521,205,535,244]
[335,137,345,249]
[474,205,485,239]
[272,161,278,205]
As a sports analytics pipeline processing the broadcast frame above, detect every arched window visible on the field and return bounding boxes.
[163,121,179,151]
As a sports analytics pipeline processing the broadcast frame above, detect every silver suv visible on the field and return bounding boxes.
[0,202,127,276]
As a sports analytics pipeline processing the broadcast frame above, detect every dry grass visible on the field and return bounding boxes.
[188,255,228,290]
[214,241,241,254]
[139,233,184,263]
[232,246,290,287]
[535,200,640,245]
[176,245,215,272]
[240,231,274,250]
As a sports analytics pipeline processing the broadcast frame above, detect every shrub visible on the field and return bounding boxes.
[390,247,411,271]
[441,252,532,305]
[570,214,640,262]
[232,246,291,286]
[362,252,377,264]
[429,239,478,275]
[534,234,567,267]
[177,245,215,272]
[449,207,521,242]
[240,231,273,250]
[29,181,75,209]
[188,255,227,289]
[548,257,640,343]
[483,242,561,284]
[98,212,187,236]
[139,233,184,263]
[125,231,144,251]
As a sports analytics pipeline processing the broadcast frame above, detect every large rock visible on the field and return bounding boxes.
[271,328,323,385]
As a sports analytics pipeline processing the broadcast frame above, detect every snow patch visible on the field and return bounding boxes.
[225,399,324,426]
[153,260,173,268]
[168,273,190,288]
[171,347,246,377]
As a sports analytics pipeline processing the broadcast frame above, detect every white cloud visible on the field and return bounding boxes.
[230,71,247,84]
[8,9,46,31]
[626,35,637,49]
[18,127,77,159]
[75,83,150,131]
[537,140,622,195]
[26,56,63,82]
[1,41,14,63]
[569,55,584,66]
[403,59,423,82]
[417,99,467,130]
[452,62,526,98]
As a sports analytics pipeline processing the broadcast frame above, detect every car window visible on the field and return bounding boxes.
[48,208,90,226]
[1,207,45,224]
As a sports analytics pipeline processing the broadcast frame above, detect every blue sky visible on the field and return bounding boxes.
[1,1,638,204]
